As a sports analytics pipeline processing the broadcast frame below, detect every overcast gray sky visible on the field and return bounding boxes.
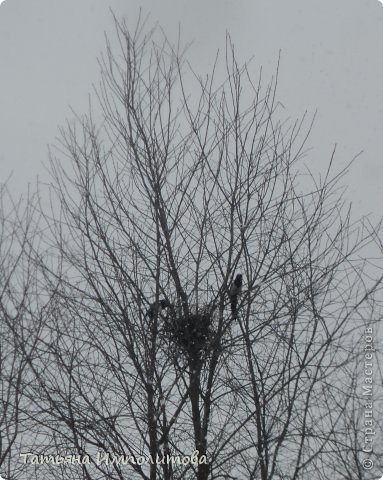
[0,0,382,220]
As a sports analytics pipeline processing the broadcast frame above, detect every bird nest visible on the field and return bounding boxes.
[162,307,221,361]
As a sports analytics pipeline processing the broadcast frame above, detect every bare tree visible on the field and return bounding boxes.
[0,183,50,479]
[27,14,383,480]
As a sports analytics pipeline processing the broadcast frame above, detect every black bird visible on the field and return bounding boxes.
[229,274,243,314]
[147,299,171,319]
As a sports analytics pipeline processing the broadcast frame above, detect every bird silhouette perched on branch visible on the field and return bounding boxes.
[147,299,171,319]
[229,274,243,315]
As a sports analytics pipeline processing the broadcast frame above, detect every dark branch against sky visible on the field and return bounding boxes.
[0,0,382,218]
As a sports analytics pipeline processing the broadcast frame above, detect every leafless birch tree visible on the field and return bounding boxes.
[26,14,383,480]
